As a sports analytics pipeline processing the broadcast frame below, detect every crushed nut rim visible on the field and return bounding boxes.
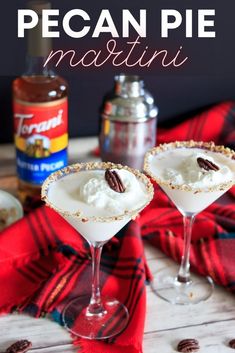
[144,140,235,193]
[41,161,154,223]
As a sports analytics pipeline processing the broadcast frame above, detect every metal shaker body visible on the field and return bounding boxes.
[99,75,158,170]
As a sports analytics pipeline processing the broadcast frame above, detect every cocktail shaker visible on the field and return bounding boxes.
[99,74,158,170]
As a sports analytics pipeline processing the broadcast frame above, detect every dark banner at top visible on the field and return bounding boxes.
[0,0,234,77]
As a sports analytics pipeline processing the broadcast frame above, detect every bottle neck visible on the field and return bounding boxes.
[26,3,53,77]
[24,56,55,77]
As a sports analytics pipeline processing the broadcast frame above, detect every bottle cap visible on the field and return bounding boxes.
[28,0,51,13]
[27,1,52,57]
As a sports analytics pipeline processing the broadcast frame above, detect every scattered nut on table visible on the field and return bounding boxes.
[177,338,200,352]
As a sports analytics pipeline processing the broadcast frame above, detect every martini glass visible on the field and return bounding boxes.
[144,141,235,305]
[41,161,153,339]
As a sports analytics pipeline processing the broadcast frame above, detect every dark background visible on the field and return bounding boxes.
[1,0,235,143]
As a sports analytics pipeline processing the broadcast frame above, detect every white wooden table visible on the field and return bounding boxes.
[0,137,234,353]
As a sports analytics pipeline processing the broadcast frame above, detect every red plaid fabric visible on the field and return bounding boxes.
[158,101,235,149]
[0,101,234,353]
[0,207,146,353]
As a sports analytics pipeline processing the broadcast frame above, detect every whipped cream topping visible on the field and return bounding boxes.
[149,148,235,189]
[79,169,148,215]
[47,168,150,218]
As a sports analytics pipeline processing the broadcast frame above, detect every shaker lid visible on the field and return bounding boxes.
[102,74,158,123]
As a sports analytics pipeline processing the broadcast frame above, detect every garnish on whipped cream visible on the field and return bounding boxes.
[105,169,125,193]
[197,157,219,171]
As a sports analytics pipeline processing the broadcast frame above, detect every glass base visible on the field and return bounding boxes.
[151,266,214,305]
[62,295,129,339]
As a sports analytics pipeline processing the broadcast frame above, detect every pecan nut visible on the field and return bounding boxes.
[105,169,125,193]
[177,338,200,352]
[5,340,32,353]
[197,157,219,171]
[229,339,235,349]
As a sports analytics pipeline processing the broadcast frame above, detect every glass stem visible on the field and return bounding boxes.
[87,242,105,316]
[177,213,196,283]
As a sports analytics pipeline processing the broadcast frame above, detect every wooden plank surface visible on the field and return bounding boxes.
[144,320,235,353]
[0,138,234,353]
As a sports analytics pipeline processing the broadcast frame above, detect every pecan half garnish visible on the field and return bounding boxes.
[177,338,200,352]
[5,340,32,353]
[105,169,125,193]
[197,157,219,171]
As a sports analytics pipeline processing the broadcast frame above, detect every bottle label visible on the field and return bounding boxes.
[13,97,68,185]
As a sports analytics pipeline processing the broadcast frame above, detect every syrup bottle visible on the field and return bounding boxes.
[12,1,68,211]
